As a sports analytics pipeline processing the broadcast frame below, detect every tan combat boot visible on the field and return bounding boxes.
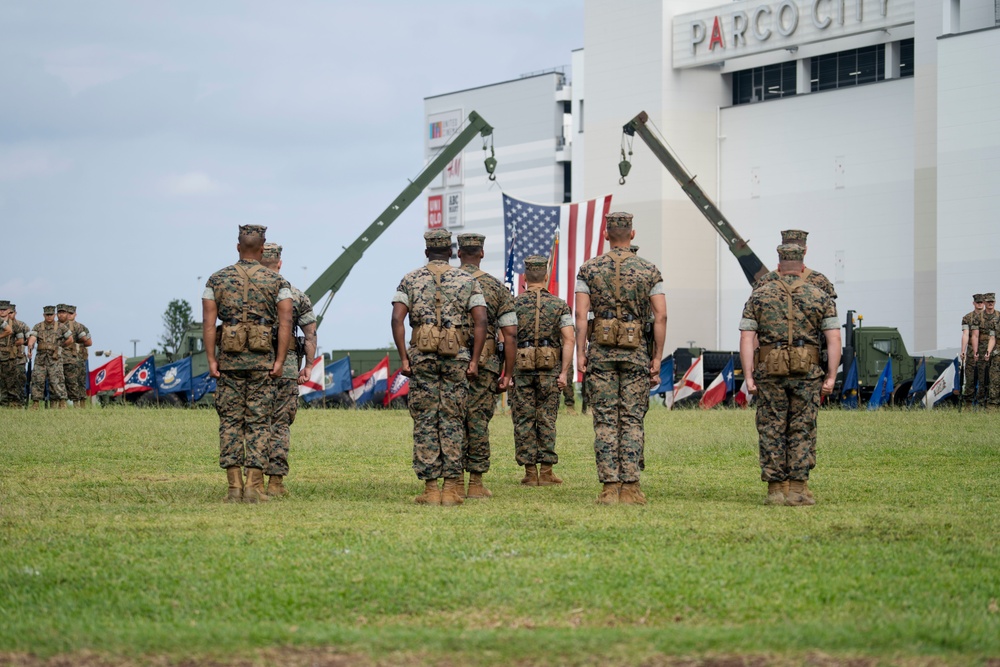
[765,481,786,506]
[520,464,539,487]
[596,482,620,505]
[414,479,442,505]
[76,400,87,409]
[242,468,270,503]
[267,475,288,498]
[618,482,647,505]
[30,401,40,411]
[440,477,465,506]
[801,480,814,501]
[466,472,492,499]
[538,463,563,486]
[225,467,243,503]
[56,400,67,409]
[785,480,816,506]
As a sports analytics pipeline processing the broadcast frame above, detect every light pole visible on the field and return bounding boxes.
[130,339,139,357]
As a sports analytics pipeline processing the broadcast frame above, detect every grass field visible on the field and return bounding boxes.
[1,405,998,666]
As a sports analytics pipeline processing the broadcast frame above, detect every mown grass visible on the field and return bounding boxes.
[1,405,998,665]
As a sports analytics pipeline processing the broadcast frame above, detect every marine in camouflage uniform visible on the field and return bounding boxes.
[972,293,1000,408]
[27,305,73,408]
[391,229,487,506]
[739,244,841,507]
[0,302,29,407]
[457,233,517,499]
[260,242,318,497]
[575,212,667,505]
[203,225,293,503]
[960,294,985,404]
[57,305,92,407]
[512,255,575,487]
[754,229,838,299]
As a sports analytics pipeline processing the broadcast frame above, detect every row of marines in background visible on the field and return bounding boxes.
[0,301,92,409]
[960,292,1000,408]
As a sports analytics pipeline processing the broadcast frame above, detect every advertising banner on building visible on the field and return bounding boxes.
[427,195,443,229]
[445,191,463,229]
[427,109,464,149]
[444,155,463,187]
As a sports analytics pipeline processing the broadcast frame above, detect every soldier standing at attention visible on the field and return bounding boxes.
[27,305,73,409]
[259,242,317,498]
[57,305,92,408]
[961,293,985,405]
[0,302,30,407]
[512,255,575,487]
[971,293,999,409]
[391,229,487,507]
[203,225,293,504]
[755,230,837,298]
[456,233,516,499]
[575,212,667,505]
[739,244,841,506]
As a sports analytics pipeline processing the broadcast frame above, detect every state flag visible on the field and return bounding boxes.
[842,358,860,409]
[734,379,752,407]
[122,356,155,394]
[298,356,325,397]
[867,358,894,410]
[700,357,735,409]
[384,367,410,406]
[350,356,389,406]
[87,355,125,396]
[156,357,192,394]
[923,357,960,409]
[190,372,217,402]
[673,355,704,405]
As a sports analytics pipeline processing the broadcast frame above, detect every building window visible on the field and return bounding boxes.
[811,44,889,91]
[578,100,584,133]
[900,38,914,78]
[732,61,796,105]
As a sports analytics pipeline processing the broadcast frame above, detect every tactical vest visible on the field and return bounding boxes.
[590,252,642,350]
[755,277,821,376]
[218,264,275,355]
[410,263,467,358]
[34,322,64,359]
[515,288,560,372]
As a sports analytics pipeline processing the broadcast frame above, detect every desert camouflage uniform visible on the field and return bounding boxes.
[511,287,573,467]
[739,275,838,482]
[975,310,1000,407]
[29,320,72,402]
[0,317,29,406]
[755,267,838,299]
[204,259,291,471]
[62,320,91,403]
[393,260,485,481]
[577,247,664,484]
[267,285,316,477]
[460,263,515,474]
[961,309,981,403]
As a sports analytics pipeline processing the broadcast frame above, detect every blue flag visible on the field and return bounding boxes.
[650,356,674,396]
[156,356,192,394]
[868,357,894,410]
[842,358,859,409]
[304,357,353,403]
[907,357,927,404]
[190,371,217,402]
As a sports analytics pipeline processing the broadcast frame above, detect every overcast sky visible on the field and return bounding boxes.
[0,1,582,361]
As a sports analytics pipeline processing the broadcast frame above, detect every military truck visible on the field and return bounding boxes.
[622,111,950,404]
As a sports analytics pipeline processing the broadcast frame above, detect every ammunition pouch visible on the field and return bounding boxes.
[479,337,497,366]
[247,323,272,353]
[410,324,466,357]
[756,342,819,377]
[515,339,559,371]
[219,323,247,353]
[590,254,641,350]
[437,326,465,358]
[0,344,14,361]
[36,341,57,353]
[220,263,275,355]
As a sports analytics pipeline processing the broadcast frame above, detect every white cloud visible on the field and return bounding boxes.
[160,171,222,196]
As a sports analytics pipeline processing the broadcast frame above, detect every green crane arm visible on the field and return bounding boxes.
[304,111,495,324]
[622,111,768,287]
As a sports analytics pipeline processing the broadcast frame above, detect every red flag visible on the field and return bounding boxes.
[87,356,125,396]
[384,368,410,406]
[734,379,752,407]
[673,355,704,404]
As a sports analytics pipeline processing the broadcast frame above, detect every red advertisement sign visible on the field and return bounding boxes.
[427,195,443,229]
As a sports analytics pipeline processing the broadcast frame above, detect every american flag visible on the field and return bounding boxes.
[503,193,613,306]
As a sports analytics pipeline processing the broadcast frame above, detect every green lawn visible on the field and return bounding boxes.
[1,405,998,666]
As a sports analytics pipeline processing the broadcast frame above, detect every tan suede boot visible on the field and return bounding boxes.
[801,481,814,501]
[76,400,87,409]
[56,400,67,409]
[466,473,492,499]
[785,480,816,506]
[619,482,647,505]
[30,401,40,411]
[596,482,620,505]
[225,467,243,503]
[538,463,563,486]
[414,480,442,505]
[242,468,270,503]
[520,464,539,486]
[440,477,465,506]
[765,481,786,506]
[267,475,288,498]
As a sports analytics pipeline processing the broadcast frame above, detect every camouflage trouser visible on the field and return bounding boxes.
[962,350,978,403]
[216,370,276,470]
[30,355,66,401]
[975,358,991,405]
[754,375,821,482]
[562,367,575,407]
[0,359,27,406]
[464,369,498,473]
[409,359,468,481]
[267,377,299,476]
[511,373,560,466]
[63,361,87,403]
[586,361,649,483]
[990,356,1000,407]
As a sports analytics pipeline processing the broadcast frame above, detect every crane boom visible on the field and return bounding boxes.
[305,111,495,323]
[622,111,767,286]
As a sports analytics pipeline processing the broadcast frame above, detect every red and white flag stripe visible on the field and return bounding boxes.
[557,194,613,309]
[298,356,325,396]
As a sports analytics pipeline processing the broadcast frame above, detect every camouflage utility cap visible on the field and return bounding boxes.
[56,304,68,312]
[0,300,9,309]
[524,255,548,270]
[974,294,985,303]
[424,228,452,249]
[43,305,56,315]
[66,305,77,314]
[605,212,633,229]
[7,304,14,311]
[777,244,805,261]
[262,243,283,260]
[781,229,809,244]
[239,224,267,240]
[985,293,996,302]
[457,233,485,248]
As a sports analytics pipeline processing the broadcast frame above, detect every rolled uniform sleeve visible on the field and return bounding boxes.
[820,294,839,330]
[298,309,317,327]
[498,311,517,327]
[277,286,292,302]
[739,297,758,331]
[575,278,590,294]
[468,293,487,310]
[202,286,216,301]
[559,313,574,329]
[391,291,410,307]
[649,281,665,297]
